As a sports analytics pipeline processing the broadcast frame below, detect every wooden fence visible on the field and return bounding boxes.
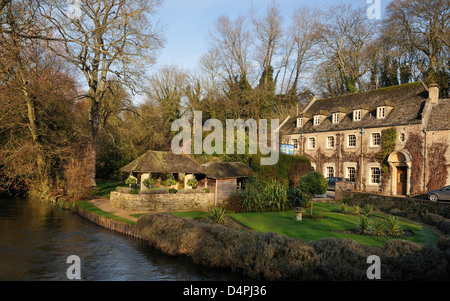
[77,207,145,240]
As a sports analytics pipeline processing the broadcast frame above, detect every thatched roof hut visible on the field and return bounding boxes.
[202,161,256,204]
[120,150,206,174]
[203,161,255,179]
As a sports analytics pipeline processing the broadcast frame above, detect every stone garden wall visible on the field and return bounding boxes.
[110,190,215,212]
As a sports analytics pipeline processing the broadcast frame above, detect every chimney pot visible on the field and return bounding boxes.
[429,84,439,104]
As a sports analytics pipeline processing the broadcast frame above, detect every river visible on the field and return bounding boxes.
[0,196,249,281]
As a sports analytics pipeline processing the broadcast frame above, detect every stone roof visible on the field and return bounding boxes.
[120,150,206,174]
[203,161,256,179]
[427,98,450,130]
[282,82,429,134]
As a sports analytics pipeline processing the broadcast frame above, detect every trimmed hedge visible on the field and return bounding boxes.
[136,212,449,281]
[340,192,450,220]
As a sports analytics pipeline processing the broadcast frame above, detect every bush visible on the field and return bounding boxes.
[357,216,369,234]
[163,179,177,186]
[207,207,229,225]
[143,177,155,188]
[187,178,198,188]
[135,213,449,281]
[222,193,243,213]
[129,188,139,194]
[298,171,327,197]
[369,219,385,236]
[240,178,288,212]
[204,188,210,193]
[351,205,360,215]
[438,235,450,251]
[437,219,450,235]
[168,188,177,194]
[422,213,444,226]
[125,176,138,187]
[384,216,403,237]
[287,188,310,208]
[361,204,374,217]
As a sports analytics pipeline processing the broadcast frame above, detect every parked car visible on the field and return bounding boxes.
[427,185,450,202]
[326,177,354,191]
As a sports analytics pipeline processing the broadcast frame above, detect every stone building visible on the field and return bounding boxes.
[281,82,450,196]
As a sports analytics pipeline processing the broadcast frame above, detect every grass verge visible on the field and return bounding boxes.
[74,200,136,225]
[173,203,440,247]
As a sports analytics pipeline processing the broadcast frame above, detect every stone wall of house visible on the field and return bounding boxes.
[110,191,215,212]
[285,123,428,195]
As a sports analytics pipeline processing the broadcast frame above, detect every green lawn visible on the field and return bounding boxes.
[74,200,136,225]
[91,180,127,198]
[173,203,440,247]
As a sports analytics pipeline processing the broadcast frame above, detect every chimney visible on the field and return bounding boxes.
[429,84,440,104]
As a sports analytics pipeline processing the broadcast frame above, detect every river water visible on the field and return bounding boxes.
[0,196,249,281]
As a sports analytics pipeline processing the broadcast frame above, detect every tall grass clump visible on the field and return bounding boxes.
[240,178,288,212]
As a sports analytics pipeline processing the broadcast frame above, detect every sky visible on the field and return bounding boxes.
[155,0,392,72]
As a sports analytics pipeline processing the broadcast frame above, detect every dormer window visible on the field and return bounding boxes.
[313,115,321,126]
[353,110,362,121]
[377,106,386,119]
[296,118,303,128]
[332,113,340,124]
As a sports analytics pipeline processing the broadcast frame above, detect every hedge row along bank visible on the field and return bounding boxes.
[135,212,450,281]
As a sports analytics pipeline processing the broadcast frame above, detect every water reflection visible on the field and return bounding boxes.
[0,197,249,281]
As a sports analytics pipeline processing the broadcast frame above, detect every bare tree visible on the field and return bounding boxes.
[278,6,321,97]
[251,2,283,90]
[385,0,449,88]
[209,14,253,86]
[38,0,165,181]
[317,4,379,94]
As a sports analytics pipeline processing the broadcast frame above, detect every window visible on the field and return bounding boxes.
[296,118,303,128]
[292,139,298,149]
[353,110,362,121]
[313,115,320,126]
[370,167,381,184]
[347,167,356,182]
[327,136,335,148]
[371,133,381,146]
[326,166,334,178]
[308,137,316,149]
[377,107,386,119]
[332,113,340,124]
[347,134,356,147]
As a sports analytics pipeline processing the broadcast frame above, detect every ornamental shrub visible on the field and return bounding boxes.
[163,179,177,186]
[125,176,138,186]
[187,178,198,188]
[298,171,327,197]
[143,177,155,188]
[422,213,444,226]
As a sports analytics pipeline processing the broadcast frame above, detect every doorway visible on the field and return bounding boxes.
[396,167,407,195]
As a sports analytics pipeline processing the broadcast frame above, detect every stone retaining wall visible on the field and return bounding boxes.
[110,191,215,212]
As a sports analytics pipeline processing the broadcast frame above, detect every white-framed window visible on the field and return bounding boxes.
[371,132,381,147]
[308,137,316,149]
[332,113,340,124]
[313,115,321,126]
[370,167,381,184]
[377,106,386,119]
[347,134,356,148]
[326,136,335,149]
[347,167,356,182]
[326,166,334,178]
[292,139,298,149]
[296,118,303,128]
[353,110,362,121]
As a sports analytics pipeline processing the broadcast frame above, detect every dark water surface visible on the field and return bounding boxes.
[0,196,249,281]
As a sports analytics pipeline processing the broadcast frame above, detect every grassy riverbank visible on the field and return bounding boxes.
[172,203,440,247]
